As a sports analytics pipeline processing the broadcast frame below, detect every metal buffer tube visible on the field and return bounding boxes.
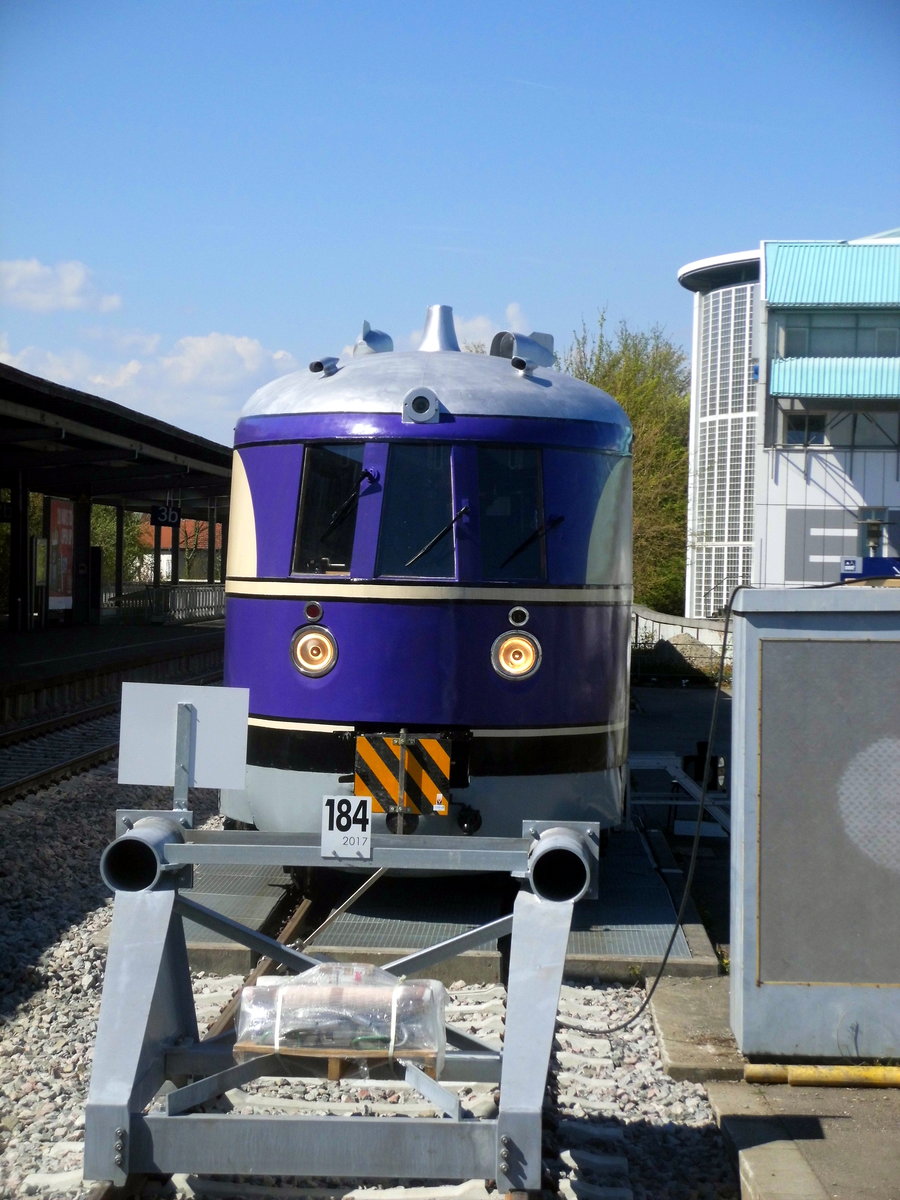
[526,824,595,903]
[99,815,190,892]
[85,816,599,1190]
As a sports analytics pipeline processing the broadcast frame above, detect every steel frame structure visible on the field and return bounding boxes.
[84,820,591,1193]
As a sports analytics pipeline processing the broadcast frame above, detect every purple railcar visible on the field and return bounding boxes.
[221,306,632,849]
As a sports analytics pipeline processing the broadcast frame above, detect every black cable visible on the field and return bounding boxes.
[598,585,744,1035]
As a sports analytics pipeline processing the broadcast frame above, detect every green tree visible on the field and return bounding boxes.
[561,315,690,615]
[90,505,146,588]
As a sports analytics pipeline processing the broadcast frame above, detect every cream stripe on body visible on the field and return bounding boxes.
[227,579,630,605]
[248,715,626,736]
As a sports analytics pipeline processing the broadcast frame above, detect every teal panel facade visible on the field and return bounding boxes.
[770,356,900,398]
[765,242,900,307]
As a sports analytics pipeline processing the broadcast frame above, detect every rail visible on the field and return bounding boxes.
[1,668,222,804]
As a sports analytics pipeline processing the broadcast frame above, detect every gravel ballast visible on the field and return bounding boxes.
[0,763,738,1200]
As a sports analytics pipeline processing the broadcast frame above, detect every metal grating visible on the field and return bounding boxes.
[178,843,693,961]
[312,876,510,951]
[183,864,289,945]
[570,924,690,958]
[315,834,693,961]
[569,834,692,959]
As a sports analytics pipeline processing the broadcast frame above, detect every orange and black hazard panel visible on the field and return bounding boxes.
[354,735,450,816]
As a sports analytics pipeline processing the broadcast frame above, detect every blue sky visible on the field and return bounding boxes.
[1,0,898,445]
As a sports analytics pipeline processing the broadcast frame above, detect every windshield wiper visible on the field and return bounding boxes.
[499,514,565,568]
[405,504,470,568]
[320,468,377,542]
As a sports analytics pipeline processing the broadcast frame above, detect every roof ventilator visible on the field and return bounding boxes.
[419,304,461,352]
[309,356,340,377]
[490,330,555,375]
[353,320,394,356]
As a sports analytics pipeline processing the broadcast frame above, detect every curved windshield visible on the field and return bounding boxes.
[376,444,454,577]
[293,443,366,574]
[477,445,545,581]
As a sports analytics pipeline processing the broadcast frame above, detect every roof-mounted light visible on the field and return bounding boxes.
[402,386,440,423]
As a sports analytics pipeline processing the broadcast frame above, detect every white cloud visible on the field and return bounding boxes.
[117,333,300,438]
[503,302,531,333]
[161,333,275,386]
[453,314,496,351]
[89,359,144,389]
[0,339,98,386]
[0,329,299,444]
[0,258,122,313]
[84,326,161,355]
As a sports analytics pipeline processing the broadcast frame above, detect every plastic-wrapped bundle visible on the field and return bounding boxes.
[235,962,446,1071]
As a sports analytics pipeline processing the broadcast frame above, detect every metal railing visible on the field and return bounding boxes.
[102,583,224,624]
[165,584,224,622]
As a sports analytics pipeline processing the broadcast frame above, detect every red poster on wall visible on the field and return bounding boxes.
[49,499,74,610]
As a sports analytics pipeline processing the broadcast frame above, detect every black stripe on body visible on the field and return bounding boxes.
[247,726,626,778]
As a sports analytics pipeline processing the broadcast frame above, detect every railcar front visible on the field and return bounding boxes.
[221,308,632,848]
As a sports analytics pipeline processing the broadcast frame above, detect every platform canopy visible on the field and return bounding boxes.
[0,362,231,519]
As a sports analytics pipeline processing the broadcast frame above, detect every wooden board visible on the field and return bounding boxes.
[233,1041,438,1081]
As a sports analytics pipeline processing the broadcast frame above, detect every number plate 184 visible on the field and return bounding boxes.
[321,794,373,860]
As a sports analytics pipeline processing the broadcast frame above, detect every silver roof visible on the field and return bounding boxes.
[241,349,626,425]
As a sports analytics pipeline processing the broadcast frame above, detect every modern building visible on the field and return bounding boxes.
[678,232,900,618]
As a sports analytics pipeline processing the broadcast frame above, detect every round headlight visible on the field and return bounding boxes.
[290,626,337,676]
[491,631,541,679]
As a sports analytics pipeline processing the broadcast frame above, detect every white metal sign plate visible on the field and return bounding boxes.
[321,794,373,860]
[118,682,249,788]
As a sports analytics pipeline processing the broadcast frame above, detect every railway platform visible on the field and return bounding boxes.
[651,976,900,1200]
[0,619,224,724]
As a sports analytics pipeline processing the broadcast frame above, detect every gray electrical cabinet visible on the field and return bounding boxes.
[730,586,900,1059]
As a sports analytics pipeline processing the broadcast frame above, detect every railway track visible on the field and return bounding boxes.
[0,672,222,805]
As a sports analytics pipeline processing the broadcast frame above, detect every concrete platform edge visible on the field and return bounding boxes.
[705,1082,831,1200]
[650,976,745,1082]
